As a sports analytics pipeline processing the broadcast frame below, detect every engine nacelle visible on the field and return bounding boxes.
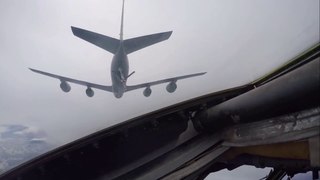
[86,87,94,97]
[166,82,177,93]
[143,87,152,97]
[60,81,71,93]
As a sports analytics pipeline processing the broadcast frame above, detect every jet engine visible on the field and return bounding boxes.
[166,82,177,93]
[60,81,71,92]
[143,87,152,97]
[86,87,94,97]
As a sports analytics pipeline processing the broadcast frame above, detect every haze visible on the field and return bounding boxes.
[1,0,319,146]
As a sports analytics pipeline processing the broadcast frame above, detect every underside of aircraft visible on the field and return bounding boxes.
[29,0,206,98]
[1,43,319,179]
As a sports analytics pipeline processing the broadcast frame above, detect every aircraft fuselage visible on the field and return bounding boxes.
[111,42,129,98]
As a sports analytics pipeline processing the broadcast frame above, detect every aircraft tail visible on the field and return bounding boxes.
[71,0,172,55]
[120,0,125,41]
[123,31,173,54]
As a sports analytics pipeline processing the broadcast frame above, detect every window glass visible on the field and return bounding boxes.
[0,0,319,174]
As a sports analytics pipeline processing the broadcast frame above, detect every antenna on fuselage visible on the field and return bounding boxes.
[120,0,125,41]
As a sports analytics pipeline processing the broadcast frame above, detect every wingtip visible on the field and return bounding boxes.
[197,72,207,76]
[163,31,173,39]
[71,26,76,34]
[29,68,40,74]
[71,26,80,35]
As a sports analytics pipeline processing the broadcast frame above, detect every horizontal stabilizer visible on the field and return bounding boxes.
[124,31,172,54]
[71,26,120,54]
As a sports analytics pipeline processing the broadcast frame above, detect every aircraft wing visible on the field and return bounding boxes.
[29,68,113,92]
[126,72,206,91]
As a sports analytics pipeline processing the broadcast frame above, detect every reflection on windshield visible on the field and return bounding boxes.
[1,0,319,175]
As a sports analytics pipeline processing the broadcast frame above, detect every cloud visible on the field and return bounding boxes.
[0,124,46,140]
[0,124,52,174]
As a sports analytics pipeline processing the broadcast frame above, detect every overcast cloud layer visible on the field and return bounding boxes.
[0,0,319,149]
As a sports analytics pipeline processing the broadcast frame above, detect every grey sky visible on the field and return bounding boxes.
[1,0,319,146]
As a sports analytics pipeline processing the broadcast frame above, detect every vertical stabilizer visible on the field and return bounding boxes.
[120,0,125,41]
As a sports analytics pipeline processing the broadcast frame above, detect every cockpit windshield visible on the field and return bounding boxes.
[0,0,319,177]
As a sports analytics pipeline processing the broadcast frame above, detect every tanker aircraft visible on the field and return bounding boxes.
[29,0,206,98]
